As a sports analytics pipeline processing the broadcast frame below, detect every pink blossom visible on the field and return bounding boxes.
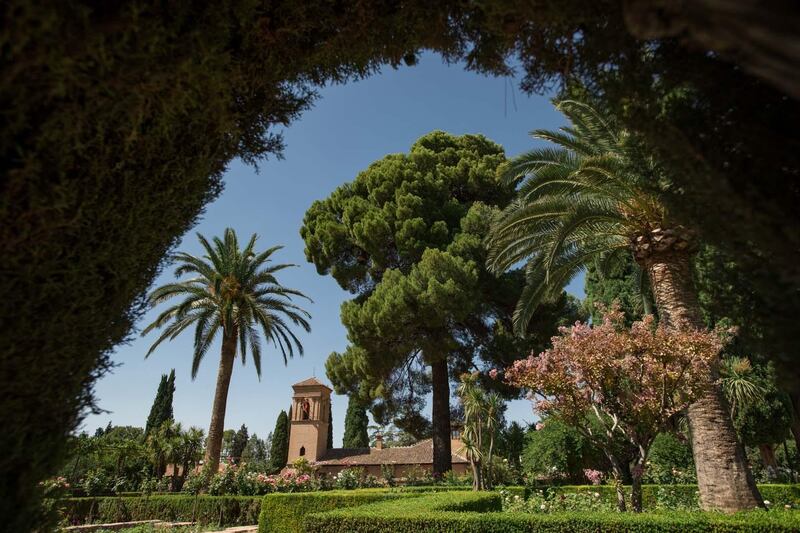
[583,469,604,485]
[488,368,499,379]
[505,304,723,478]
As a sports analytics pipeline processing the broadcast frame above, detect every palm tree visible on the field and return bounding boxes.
[143,228,311,475]
[487,100,762,512]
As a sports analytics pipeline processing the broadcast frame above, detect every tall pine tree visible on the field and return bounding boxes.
[144,369,175,435]
[343,396,369,448]
[268,410,289,473]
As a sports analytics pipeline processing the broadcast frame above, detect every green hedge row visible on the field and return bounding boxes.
[304,492,800,533]
[545,484,800,509]
[256,486,526,533]
[59,495,262,527]
[258,489,421,533]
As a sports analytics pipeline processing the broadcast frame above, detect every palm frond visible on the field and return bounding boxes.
[143,229,312,380]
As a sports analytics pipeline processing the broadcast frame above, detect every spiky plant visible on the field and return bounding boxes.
[720,357,764,417]
[487,99,762,512]
[143,228,311,474]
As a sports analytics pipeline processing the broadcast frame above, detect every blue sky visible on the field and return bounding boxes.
[87,53,584,445]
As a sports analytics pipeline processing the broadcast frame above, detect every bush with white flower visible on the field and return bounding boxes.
[334,466,365,490]
[501,488,614,513]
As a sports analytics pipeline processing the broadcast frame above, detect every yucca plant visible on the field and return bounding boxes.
[720,357,764,418]
[143,228,311,474]
[487,99,762,512]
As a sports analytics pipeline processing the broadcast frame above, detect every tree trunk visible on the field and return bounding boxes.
[486,435,495,490]
[203,330,237,475]
[789,392,800,452]
[644,252,763,512]
[631,470,643,513]
[758,443,778,480]
[470,459,482,491]
[607,454,627,512]
[430,357,452,477]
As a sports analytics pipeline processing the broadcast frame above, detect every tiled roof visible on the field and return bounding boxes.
[292,377,331,389]
[315,439,469,466]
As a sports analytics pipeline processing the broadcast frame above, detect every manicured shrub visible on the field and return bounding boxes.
[59,495,261,527]
[258,489,418,533]
[304,491,502,532]
[534,484,800,510]
[306,491,800,533]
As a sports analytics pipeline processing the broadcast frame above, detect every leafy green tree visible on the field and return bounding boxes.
[304,131,577,475]
[343,396,370,449]
[242,433,268,470]
[145,370,176,436]
[146,421,179,479]
[730,364,792,478]
[498,422,526,477]
[142,228,311,475]
[488,99,761,512]
[584,256,653,324]
[523,418,592,484]
[175,426,205,490]
[230,424,249,464]
[644,433,695,484]
[268,410,290,474]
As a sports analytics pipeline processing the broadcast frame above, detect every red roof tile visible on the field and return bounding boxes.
[315,439,469,466]
[292,377,332,389]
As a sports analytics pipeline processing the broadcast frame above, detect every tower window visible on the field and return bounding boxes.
[299,446,306,457]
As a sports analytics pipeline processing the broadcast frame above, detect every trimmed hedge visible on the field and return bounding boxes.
[59,495,261,527]
[544,484,800,509]
[258,489,420,533]
[306,492,800,532]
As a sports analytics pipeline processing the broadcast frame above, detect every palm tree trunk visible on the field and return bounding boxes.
[644,253,763,512]
[431,357,452,477]
[203,330,237,475]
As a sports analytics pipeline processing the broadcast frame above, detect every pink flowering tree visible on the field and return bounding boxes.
[506,307,727,512]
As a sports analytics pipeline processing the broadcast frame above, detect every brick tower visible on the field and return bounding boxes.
[286,377,332,465]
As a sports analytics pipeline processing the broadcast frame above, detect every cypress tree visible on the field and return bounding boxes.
[231,424,249,463]
[145,374,167,435]
[162,369,175,423]
[326,409,333,450]
[343,396,369,448]
[268,410,290,473]
[145,369,175,436]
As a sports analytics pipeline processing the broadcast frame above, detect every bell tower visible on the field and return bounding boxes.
[286,377,332,465]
